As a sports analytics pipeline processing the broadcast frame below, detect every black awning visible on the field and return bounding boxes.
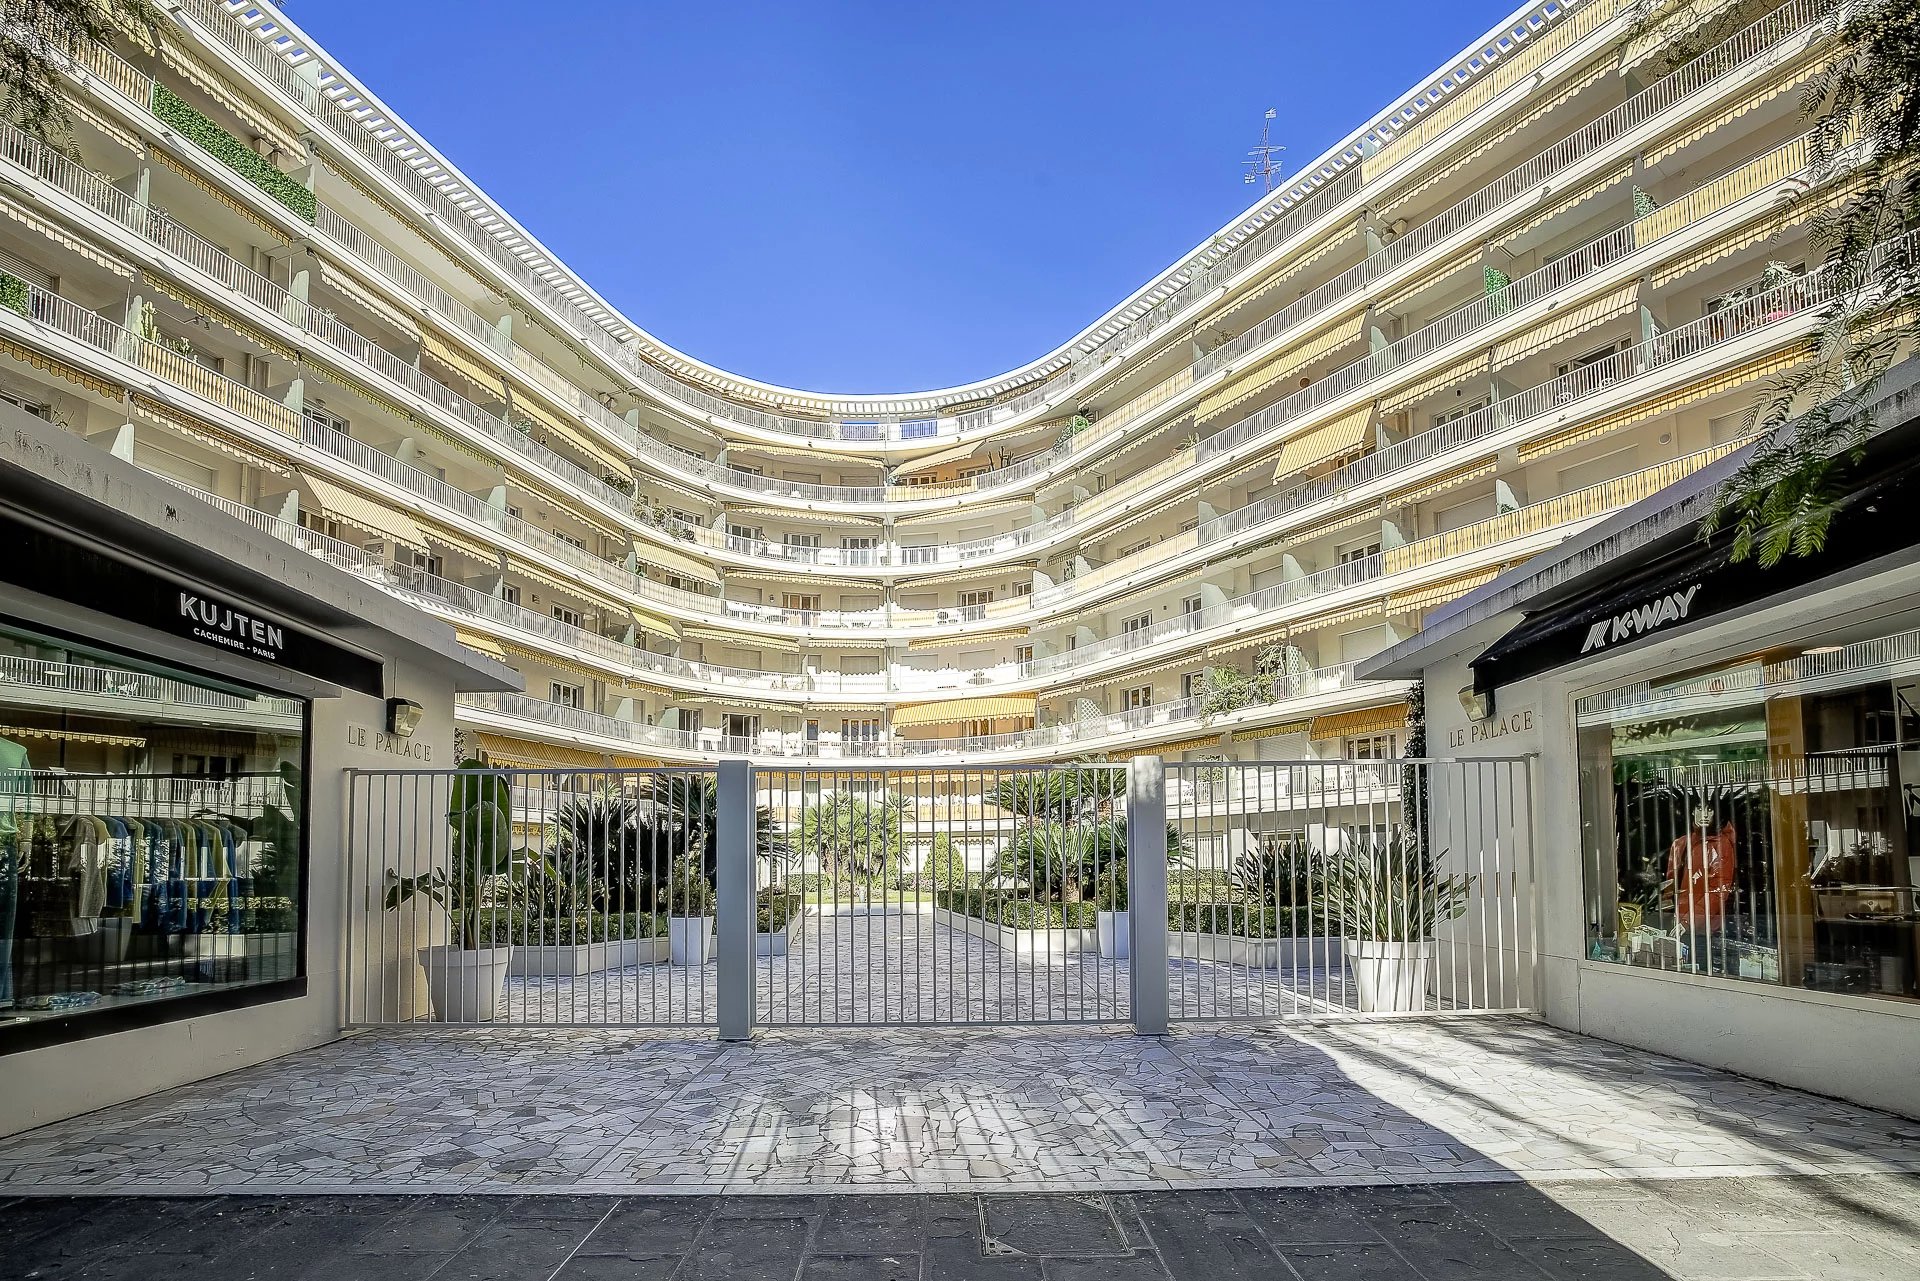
[1472,423,1920,694]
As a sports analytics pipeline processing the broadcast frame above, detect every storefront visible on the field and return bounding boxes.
[1364,361,1920,1119]
[0,405,516,1135]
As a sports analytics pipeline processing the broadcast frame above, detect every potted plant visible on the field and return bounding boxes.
[1316,834,1473,1013]
[666,853,714,965]
[385,762,515,1021]
[1093,861,1128,959]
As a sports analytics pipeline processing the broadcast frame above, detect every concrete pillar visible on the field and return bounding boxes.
[1127,756,1169,1036]
[716,760,754,1041]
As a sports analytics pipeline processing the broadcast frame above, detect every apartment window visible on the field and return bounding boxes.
[296,508,340,541]
[841,535,878,564]
[783,593,820,622]
[554,530,586,549]
[1555,342,1622,379]
[1182,671,1203,700]
[506,504,522,520]
[1014,645,1034,668]
[963,718,994,740]
[957,466,988,481]
[550,682,584,710]
[904,474,940,488]
[1123,685,1153,711]
[404,549,443,580]
[1117,539,1151,558]
[1012,581,1032,597]
[727,523,759,550]
[724,713,758,742]
[1434,399,1486,427]
[302,404,349,437]
[1122,611,1153,635]
[551,603,581,628]
[842,718,882,744]
[1182,595,1203,621]
[500,584,520,607]
[958,589,993,610]
[783,533,821,550]
[1338,539,1382,565]
[0,386,51,420]
[1347,733,1397,761]
[728,463,764,477]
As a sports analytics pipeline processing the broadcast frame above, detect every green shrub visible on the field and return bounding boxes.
[0,273,27,318]
[757,889,802,934]
[152,84,316,222]
[1093,863,1127,911]
[1166,902,1320,938]
[928,834,970,888]
[935,888,1096,929]
[1168,869,1236,903]
[664,853,712,917]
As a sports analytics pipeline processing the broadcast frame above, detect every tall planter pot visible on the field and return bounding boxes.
[1344,939,1435,1013]
[416,945,512,1023]
[669,915,714,966]
[1096,909,1129,958]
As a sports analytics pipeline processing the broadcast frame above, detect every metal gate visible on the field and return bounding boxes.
[343,757,1535,1031]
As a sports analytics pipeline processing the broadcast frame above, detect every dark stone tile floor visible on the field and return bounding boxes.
[3,1175,1917,1280]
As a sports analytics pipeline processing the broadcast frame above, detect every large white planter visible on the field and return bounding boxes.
[669,915,715,965]
[1344,938,1435,1013]
[1096,910,1129,958]
[509,937,655,977]
[756,905,810,957]
[416,945,512,1022]
[930,906,1095,956]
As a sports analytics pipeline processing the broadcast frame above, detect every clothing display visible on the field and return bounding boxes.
[0,735,27,1009]
[1669,820,1739,931]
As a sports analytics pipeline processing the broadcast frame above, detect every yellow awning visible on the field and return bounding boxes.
[422,330,503,400]
[1491,282,1639,367]
[505,556,606,607]
[507,391,624,472]
[1619,0,1745,74]
[891,695,1037,729]
[1504,162,1633,243]
[1140,734,1221,757]
[634,535,723,585]
[899,438,987,476]
[1636,135,1810,249]
[1291,600,1385,635]
[1309,703,1409,742]
[1198,311,1367,425]
[141,270,295,361]
[1649,201,1809,289]
[0,724,145,748]
[473,732,609,770]
[1219,223,1361,326]
[626,606,680,640]
[1232,718,1311,743]
[682,624,801,654]
[1647,60,1827,166]
[499,640,611,684]
[456,631,508,660]
[1389,460,1496,507]
[1388,567,1500,615]
[1285,506,1380,548]
[0,335,120,399]
[1379,260,1472,318]
[317,258,421,342]
[150,147,283,242]
[1271,404,1375,483]
[298,469,425,547]
[420,521,501,566]
[160,36,304,157]
[1380,353,1490,415]
[64,93,143,153]
[907,626,1030,651]
[130,395,292,476]
[1518,344,1809,463]
[0,196,132,278]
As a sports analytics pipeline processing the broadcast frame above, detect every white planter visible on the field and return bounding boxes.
[416,945,513,1022]
[930,906,1095,956]
[508,938,648,977]
[669,915,715,965]
[1344,938,1436,1013]
[756,905,810,957]
[1096,910,1129,958]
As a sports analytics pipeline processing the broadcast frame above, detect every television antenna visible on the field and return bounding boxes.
[1243,108,1284,192]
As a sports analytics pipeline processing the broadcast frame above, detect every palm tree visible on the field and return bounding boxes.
[798,792,908,888]
[642,773,790,882]
[988,763,1126,824]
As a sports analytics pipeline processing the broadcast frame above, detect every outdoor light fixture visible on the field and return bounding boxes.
[1459,685,1493,721]
[387,697,424,738]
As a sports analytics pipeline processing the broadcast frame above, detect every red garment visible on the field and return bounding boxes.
[1668,822,1737,929]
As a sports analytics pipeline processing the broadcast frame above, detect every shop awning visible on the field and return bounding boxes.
[891,695,1037,729]
[1308,702,1409,742]
[1491,282,1639,367]
[298,469,426,547]
[1271,404,1375,483]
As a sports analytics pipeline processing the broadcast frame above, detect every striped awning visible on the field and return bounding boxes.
[683,624,801,654]
[298,470,425,547]
[891,695,1037,729]
[1388,567,1500,615]
[634,535,722,585]
[1388,460,1496,507]
[1518,344,1809,463]
[1379,260,1472,317]
[1381,352,1492,415]
[1619,0,1745,73]
[1291,600,1385,635]
[899,438,987,475]
[508,391,621,471]
[907,626,1030,651]
[317,258,421,341]
[1308,702,1409,742]
[131,394,291,476]
[1271,404,1375,483]
[150,148,283,242]
[1198,311,1367,425]
[0,334,120,399]
[422,330,503,400]
[142,270,295,360]
[1647,60,1826,166]
[1220,223,1361,325]
[64,94,143,153]
[499,640,610,684]
[472,732,609,770]
[1504,162,1633,242]
[628,606,680,640]
[455,631,508,660]
[1232,719,1311,743]
[420,521,500,566]
[505,556,603,606]
[1491,282,1639,367]
[0,196,131,278]
[1650,202,1809,289]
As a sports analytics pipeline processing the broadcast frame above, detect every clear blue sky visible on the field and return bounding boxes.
[290,1,1516,392]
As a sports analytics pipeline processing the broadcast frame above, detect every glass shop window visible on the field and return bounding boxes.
[0,619,307,1035]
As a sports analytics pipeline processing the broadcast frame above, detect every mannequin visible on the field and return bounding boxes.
[1668,803,1737,974]
[0,735,28,1010]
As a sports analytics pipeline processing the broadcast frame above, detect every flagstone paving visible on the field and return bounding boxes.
[1,1019,1915,1196]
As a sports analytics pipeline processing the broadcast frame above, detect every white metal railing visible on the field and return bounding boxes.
[0,654,303,721]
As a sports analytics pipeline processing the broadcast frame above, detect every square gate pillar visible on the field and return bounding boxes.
[1128,756,1169,1035]
[716,759,755,1041]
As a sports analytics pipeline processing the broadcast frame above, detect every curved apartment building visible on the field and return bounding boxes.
[0,0,1849,768]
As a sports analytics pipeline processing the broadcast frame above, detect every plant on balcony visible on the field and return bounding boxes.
[1315,832,1474,1012]
[1194,665,1267,722]
[1631,185,1659,220]
[1,0,157,145]
[1697,1,1920,567]
[384,760,516,1021]
[150,84,316,222]
[798,791,908,892]
[0,273,28,318]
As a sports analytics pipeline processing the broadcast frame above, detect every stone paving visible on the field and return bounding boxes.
[1,1019,1916,1196]
[497,909,1357,1027]
[3,1178,1919,1280]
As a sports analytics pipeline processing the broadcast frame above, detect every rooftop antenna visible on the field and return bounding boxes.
[1243,108,1284,193]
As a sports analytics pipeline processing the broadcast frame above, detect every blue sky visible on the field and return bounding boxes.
[291,1,1516,392]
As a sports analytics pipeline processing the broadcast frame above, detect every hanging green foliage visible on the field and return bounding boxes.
[151,83,316,222]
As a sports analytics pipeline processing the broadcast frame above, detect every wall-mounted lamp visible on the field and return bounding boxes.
[387,697,424,738]
[1458,686,1493,722]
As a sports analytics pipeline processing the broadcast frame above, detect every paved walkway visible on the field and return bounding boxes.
[4,1178,1918,1280]
[2,1019,1916,1195]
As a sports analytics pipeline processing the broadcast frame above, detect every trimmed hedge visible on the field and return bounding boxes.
[474,911,661,947]
[0,273,27,318]
[1168,902,1315,939]
[935,889,1097,930]
[152,84,316,222]
[938,890,1317,939]
[757,890,802,934]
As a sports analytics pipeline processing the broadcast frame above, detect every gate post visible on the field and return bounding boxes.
[716,759,754,1041]
[1128,756,1169,1036]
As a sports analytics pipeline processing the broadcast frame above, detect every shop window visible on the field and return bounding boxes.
[0,620,307,1037]
[1576,643,1919,1004]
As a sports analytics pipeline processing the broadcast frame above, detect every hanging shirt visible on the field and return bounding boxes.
[1668,822,1738,930]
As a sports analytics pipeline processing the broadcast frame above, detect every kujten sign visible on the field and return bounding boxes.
[178,591,288,662]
